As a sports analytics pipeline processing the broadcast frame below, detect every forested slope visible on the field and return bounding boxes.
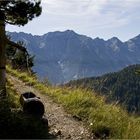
[67,65,140,113]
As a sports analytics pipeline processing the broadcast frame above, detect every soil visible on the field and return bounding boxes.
[8,75,92,139]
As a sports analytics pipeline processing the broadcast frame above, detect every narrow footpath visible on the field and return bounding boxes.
[8,75,92,139]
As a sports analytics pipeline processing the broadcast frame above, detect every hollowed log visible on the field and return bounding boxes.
[20,92,45,117]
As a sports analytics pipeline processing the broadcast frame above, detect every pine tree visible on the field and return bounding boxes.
[0,0,42,96]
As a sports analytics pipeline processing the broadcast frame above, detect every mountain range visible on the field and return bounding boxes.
[8,30,140,84]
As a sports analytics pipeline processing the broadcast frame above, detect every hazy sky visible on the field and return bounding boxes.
[6,0,140,41]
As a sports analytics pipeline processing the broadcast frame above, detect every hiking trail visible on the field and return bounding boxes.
[8,75,92,139]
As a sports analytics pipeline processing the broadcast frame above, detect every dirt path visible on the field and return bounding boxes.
[8,75,92,139]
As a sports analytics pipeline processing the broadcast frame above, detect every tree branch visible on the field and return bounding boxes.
[5,20,15,25]
[7,39,27,52]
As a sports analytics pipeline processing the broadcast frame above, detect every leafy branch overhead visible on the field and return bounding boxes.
[0,0,42,95]
[1,0,42,25]
[1,0,42,51]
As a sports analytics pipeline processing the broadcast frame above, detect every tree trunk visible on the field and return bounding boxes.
[0,18,6,97]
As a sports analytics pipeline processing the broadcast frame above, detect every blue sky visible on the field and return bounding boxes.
[6,0,140,41]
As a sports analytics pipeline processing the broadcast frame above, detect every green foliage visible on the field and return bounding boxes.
[6,41,34,71]
[12,50,34,70]
[7,66,140,138]
[1,0,42,26]
[6,44,16,59]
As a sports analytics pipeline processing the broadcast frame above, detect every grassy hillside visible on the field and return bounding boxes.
[6,65,140,139]
[67,64,140,114]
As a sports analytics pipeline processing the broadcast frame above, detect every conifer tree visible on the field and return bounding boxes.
[0,0,42,96]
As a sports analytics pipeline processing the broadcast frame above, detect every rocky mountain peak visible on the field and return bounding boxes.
[8,30,140,84]
[107,37,122,44]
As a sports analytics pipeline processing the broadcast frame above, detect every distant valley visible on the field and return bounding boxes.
[8,30,140,84]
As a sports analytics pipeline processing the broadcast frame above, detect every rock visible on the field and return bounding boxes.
[54,129,62,136]
[66,134,71,139]
[72,115,82,121]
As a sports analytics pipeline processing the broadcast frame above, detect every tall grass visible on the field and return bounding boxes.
[7,65,140,139]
